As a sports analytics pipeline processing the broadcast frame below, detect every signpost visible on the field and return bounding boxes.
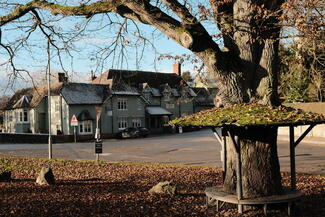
[95,140,103,154]
[70,114,78,143]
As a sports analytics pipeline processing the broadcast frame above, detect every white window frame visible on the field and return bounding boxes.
[18,109,29,123]
[132,118,141,128]
[166,103,175,109]
[118,117,128,130]
[79,120,93,134]
[117,98,128,110]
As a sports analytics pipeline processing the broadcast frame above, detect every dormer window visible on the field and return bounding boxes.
[144,92,151,102]
[144,93,150,101]
[181,87,189,99]
[163,91,171,101]
[142,84,151,102]
[162,83,172,102]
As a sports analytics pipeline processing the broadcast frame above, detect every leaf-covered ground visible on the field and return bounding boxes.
[170,103,325,127]
[1,156,325,217]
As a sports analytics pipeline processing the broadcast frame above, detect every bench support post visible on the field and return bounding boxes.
[212,127,227,182]
[289,126,296,191]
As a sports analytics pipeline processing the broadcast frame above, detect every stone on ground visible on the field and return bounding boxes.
[36,167,55,185]
[149,181,176,195]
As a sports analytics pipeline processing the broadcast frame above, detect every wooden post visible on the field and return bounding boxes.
[294,124,316,148]
[74,126,77,143]
[223,133,227,182]
[96,153,99,162]
[212,127,226,181]
[289,126,296,191]
[235,135,243,213]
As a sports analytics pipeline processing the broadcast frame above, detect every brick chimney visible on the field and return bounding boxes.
[173,62,181,76]
[139,82,148,91]
[57,72,68,83]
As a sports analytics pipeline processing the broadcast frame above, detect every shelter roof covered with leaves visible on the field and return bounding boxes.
[169,103,325,128]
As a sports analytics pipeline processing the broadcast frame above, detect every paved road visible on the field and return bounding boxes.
[1,129,324,174]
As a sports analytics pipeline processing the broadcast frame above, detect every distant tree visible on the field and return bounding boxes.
[302,35,325,102]
[279,33,325,102]
[279,44,310,102]
[181,71,193,83]
[0,95,10,129]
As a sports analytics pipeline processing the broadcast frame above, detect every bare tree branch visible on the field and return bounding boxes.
[162,0,197,24]
[0,0,220,54]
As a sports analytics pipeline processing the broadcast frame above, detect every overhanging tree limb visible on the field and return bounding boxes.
[0,0,225,86]
[0,0,221,53]
[0,0,145,26]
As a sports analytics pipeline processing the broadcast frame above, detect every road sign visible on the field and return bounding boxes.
[95,140,102,154]
[70,114,78,126]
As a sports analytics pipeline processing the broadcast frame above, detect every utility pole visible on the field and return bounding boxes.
[47,37,52,159]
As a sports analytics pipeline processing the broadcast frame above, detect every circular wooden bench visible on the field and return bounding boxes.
[205,186,303,216]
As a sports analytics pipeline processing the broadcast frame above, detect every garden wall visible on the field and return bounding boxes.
[279,102,325,138]
[278,124,325,138]
[0,133,114,144]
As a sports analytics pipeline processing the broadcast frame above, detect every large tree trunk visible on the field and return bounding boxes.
[223,127,282,198]
[195,36,283,198]
[200,0,284,198]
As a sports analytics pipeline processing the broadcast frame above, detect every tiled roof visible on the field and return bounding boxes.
[92,69,198,98]
[110,80,140,95]
[150,87,161,97]
[61,83,109,105]
[107,69,183,88]
[4,83,62,110]
[13,95,32,109]
[192,87,215,106]
[171,88,180,97]
[146,106,172,115]
[5,82,110,110]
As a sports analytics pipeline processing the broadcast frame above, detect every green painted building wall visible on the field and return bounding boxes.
[110,95,146,133]
[68,105,97,135]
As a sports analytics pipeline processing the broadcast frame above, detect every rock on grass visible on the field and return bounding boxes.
[36,167,55,185]
[149,181,176,195]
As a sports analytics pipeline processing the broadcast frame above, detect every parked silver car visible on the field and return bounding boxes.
[116,127,149,139]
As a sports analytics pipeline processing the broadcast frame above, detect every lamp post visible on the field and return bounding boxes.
[47,38,52,159]
[95,105,103,161]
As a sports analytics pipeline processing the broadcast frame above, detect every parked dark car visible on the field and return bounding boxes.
[116,127,149,139]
